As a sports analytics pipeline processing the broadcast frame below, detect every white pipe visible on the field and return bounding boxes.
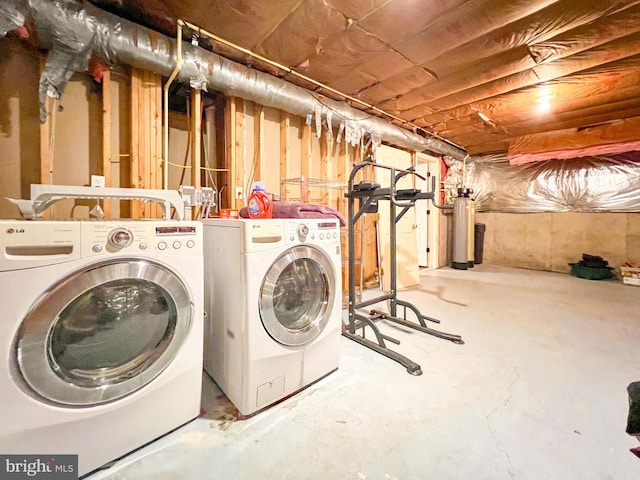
[162,20,183,190]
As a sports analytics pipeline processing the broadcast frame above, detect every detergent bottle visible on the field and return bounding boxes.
[247,184,273,218]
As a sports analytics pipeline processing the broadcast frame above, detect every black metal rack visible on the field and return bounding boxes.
[343,159,464,375]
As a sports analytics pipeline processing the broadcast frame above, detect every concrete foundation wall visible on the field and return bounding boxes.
[475,211,640,273]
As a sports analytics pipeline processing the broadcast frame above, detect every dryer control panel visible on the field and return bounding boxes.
[82,221,203,256]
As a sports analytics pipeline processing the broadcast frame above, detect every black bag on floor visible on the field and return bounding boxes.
[627,381,640,436]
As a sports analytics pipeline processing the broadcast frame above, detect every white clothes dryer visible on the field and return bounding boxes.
[0,220,204,477]
[202,218,342,416]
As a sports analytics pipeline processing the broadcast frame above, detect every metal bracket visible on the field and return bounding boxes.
[8,184,187,220]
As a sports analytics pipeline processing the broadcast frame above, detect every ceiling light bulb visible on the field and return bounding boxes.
[539,86,552,98]
[538,98,551,112]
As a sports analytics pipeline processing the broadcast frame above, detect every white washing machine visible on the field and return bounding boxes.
[202,218,342,416]
[0,219,204,477]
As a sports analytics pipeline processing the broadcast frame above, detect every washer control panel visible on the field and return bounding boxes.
[285,219,340,245]
[82,221,202,256]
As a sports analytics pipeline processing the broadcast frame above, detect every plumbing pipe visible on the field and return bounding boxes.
[162,19,183,190]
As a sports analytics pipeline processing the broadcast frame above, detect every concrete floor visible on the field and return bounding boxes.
[87,265,640,480]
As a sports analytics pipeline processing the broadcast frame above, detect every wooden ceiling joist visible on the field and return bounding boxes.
[508,115,640,164]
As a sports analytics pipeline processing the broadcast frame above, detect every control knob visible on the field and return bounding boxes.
[108,228,133,248]
[297,223,309,242]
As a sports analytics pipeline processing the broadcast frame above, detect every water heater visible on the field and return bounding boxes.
[452,187,473,270]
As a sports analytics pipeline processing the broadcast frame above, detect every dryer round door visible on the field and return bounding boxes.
[259,245,336,346]
[15,258,193,406]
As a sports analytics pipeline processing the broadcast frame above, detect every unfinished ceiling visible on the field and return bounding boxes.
[89,0,640,160]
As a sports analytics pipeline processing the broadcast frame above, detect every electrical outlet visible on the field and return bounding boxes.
[201,187,215,206]
[236,187,244,199]
[91,175,105,188]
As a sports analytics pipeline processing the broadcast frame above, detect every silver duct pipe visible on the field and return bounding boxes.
[0,0,24,36]
[1,0,468,160]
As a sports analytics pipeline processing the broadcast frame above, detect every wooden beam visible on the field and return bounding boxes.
[255,105,264,182]
[190,89,202,191]
[300,123,312,202]
[130,68,140,219]
[224,97,236,209]
[203,105,218,193]
[139,70,150,218]
[153,72,163,217]
[234,98,245,210]
[279,112,290,201]
[39,95,54,185]
[508,115,640,164]
[126,70,164,218]
[38,94,55,219]
[336,139,350,303]
[510,104,640,138]
[465,141,509,156]
[320,130,331,206]
[335,136,348,215]
[101,69,112,218]
[38,55,54,195]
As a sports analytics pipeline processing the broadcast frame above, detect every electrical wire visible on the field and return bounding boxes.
[167,161,192,169]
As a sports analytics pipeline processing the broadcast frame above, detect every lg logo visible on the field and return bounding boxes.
[6,228,25,234]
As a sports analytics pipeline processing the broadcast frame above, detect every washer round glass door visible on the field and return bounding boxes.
[16,258,193,406]
[259,245,336,346]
